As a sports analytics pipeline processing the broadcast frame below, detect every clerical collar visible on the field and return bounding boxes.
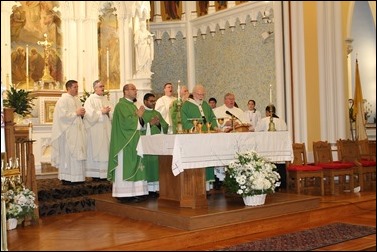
[126,98,134,103]
[145,107,153,111]
[188,98,202,106]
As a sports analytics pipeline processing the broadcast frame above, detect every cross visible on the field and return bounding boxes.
[37,33,54,83]
[37,33,52,51]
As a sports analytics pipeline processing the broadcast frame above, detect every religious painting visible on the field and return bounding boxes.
[236,1,248,5]
[98,2,120,90]
[196,1,209,17]
[161,1,182,21]
[10,1,63,90]
[215,1,227,11]
[40,97,58,124]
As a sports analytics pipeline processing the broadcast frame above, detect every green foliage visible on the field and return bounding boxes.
[3,84,36,117]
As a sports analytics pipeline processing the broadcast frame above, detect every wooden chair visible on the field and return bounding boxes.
[287,143,324,195]
[358,139,376,161]
[337,139,376,191]
[312,141,354,195]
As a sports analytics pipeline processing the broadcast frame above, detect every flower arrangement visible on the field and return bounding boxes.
[223,150,280,197]
[5,185,38,220]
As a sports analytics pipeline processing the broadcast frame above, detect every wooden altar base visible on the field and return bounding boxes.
[92,191,320,231]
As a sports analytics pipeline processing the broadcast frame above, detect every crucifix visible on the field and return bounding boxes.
[37,33,54,83]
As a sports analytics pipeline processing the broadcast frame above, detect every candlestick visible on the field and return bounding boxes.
[28,122,33,140]
[106,48,110,91]
[269,84,272,104]
[177,80,181,100]
[26,45,29,90]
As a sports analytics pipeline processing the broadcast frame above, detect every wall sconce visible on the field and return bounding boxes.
[240,23,246,30]
[262,16,271,24]
[155,38,162,45]
[169,37,176,44]
[210,31,216,37]
[229,25,235,32]
[345,38,354,55]
[261,31,273,42]
[201,33,206,39]
[250,19,258,27]
[193,35,197,42]
[219,28,225,35]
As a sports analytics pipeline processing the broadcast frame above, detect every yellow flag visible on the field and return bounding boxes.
[353,59,367,140]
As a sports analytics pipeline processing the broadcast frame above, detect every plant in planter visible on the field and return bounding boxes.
[3,84,36,118]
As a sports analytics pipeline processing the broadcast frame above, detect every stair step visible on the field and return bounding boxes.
[38,196,96,217]
[37,178,112,217]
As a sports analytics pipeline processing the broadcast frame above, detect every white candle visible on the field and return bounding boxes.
[26,45,29,89]
[177,80,181,100]
[269,84,272,104]
[106,48,109,79]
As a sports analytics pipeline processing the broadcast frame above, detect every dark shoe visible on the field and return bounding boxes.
[62,180,72,185]
[116,197,133,203]
[149,192,159,198]
[133,196,148,203]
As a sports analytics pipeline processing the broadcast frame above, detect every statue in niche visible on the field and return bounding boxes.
[163,1,180,20]
[198,1,209,17]
[134,18,154,78]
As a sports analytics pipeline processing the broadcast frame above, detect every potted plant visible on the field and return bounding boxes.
[223,150,280,206]
[3,84,36,118]
[5,182,38,229]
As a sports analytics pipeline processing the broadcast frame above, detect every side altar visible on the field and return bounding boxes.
[136,131,293,209]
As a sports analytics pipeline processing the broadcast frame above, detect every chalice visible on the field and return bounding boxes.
[197,121,203,133]
[206,122,212,133]
[217,117,225,130]
[192,119,199,133]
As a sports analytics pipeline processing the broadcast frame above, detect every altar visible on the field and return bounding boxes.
[137,131,293,208]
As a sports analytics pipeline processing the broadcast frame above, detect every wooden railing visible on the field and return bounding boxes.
[2,107,39,220]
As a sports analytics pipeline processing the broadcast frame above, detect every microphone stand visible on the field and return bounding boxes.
[231,115,236,132]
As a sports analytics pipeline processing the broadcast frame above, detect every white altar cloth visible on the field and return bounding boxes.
[136,131,293,176]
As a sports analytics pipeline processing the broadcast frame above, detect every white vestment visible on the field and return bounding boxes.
[83,93,112,179]
[51,93,86,182]
[155,95,176,126]
[244,109,262,129]
[112,149,149,197]
[213,105,249,131]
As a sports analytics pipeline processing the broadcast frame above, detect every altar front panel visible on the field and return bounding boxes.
[137,131,293,176]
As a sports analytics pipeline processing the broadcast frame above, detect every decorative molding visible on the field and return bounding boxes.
[150,1,273,41]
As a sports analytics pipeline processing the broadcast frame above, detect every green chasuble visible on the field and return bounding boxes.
[107,98,146,182]
[180,99,218,182]
[141,109,169,183]
[181,99,218,131]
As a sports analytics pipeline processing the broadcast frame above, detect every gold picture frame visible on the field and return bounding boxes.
[40,97,59,124]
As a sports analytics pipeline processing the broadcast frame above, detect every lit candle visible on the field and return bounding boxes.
[177,80,181,100]
[269,84,272,104]
[26,45,29,90]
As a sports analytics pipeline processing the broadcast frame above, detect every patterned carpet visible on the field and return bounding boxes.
[37,178,112,217]
[216,223,376,251]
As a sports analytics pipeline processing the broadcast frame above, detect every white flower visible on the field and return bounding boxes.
[5,186,38,220]
[224,150,280,197]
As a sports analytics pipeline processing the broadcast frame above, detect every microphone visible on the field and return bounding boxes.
[225,110,241,122]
